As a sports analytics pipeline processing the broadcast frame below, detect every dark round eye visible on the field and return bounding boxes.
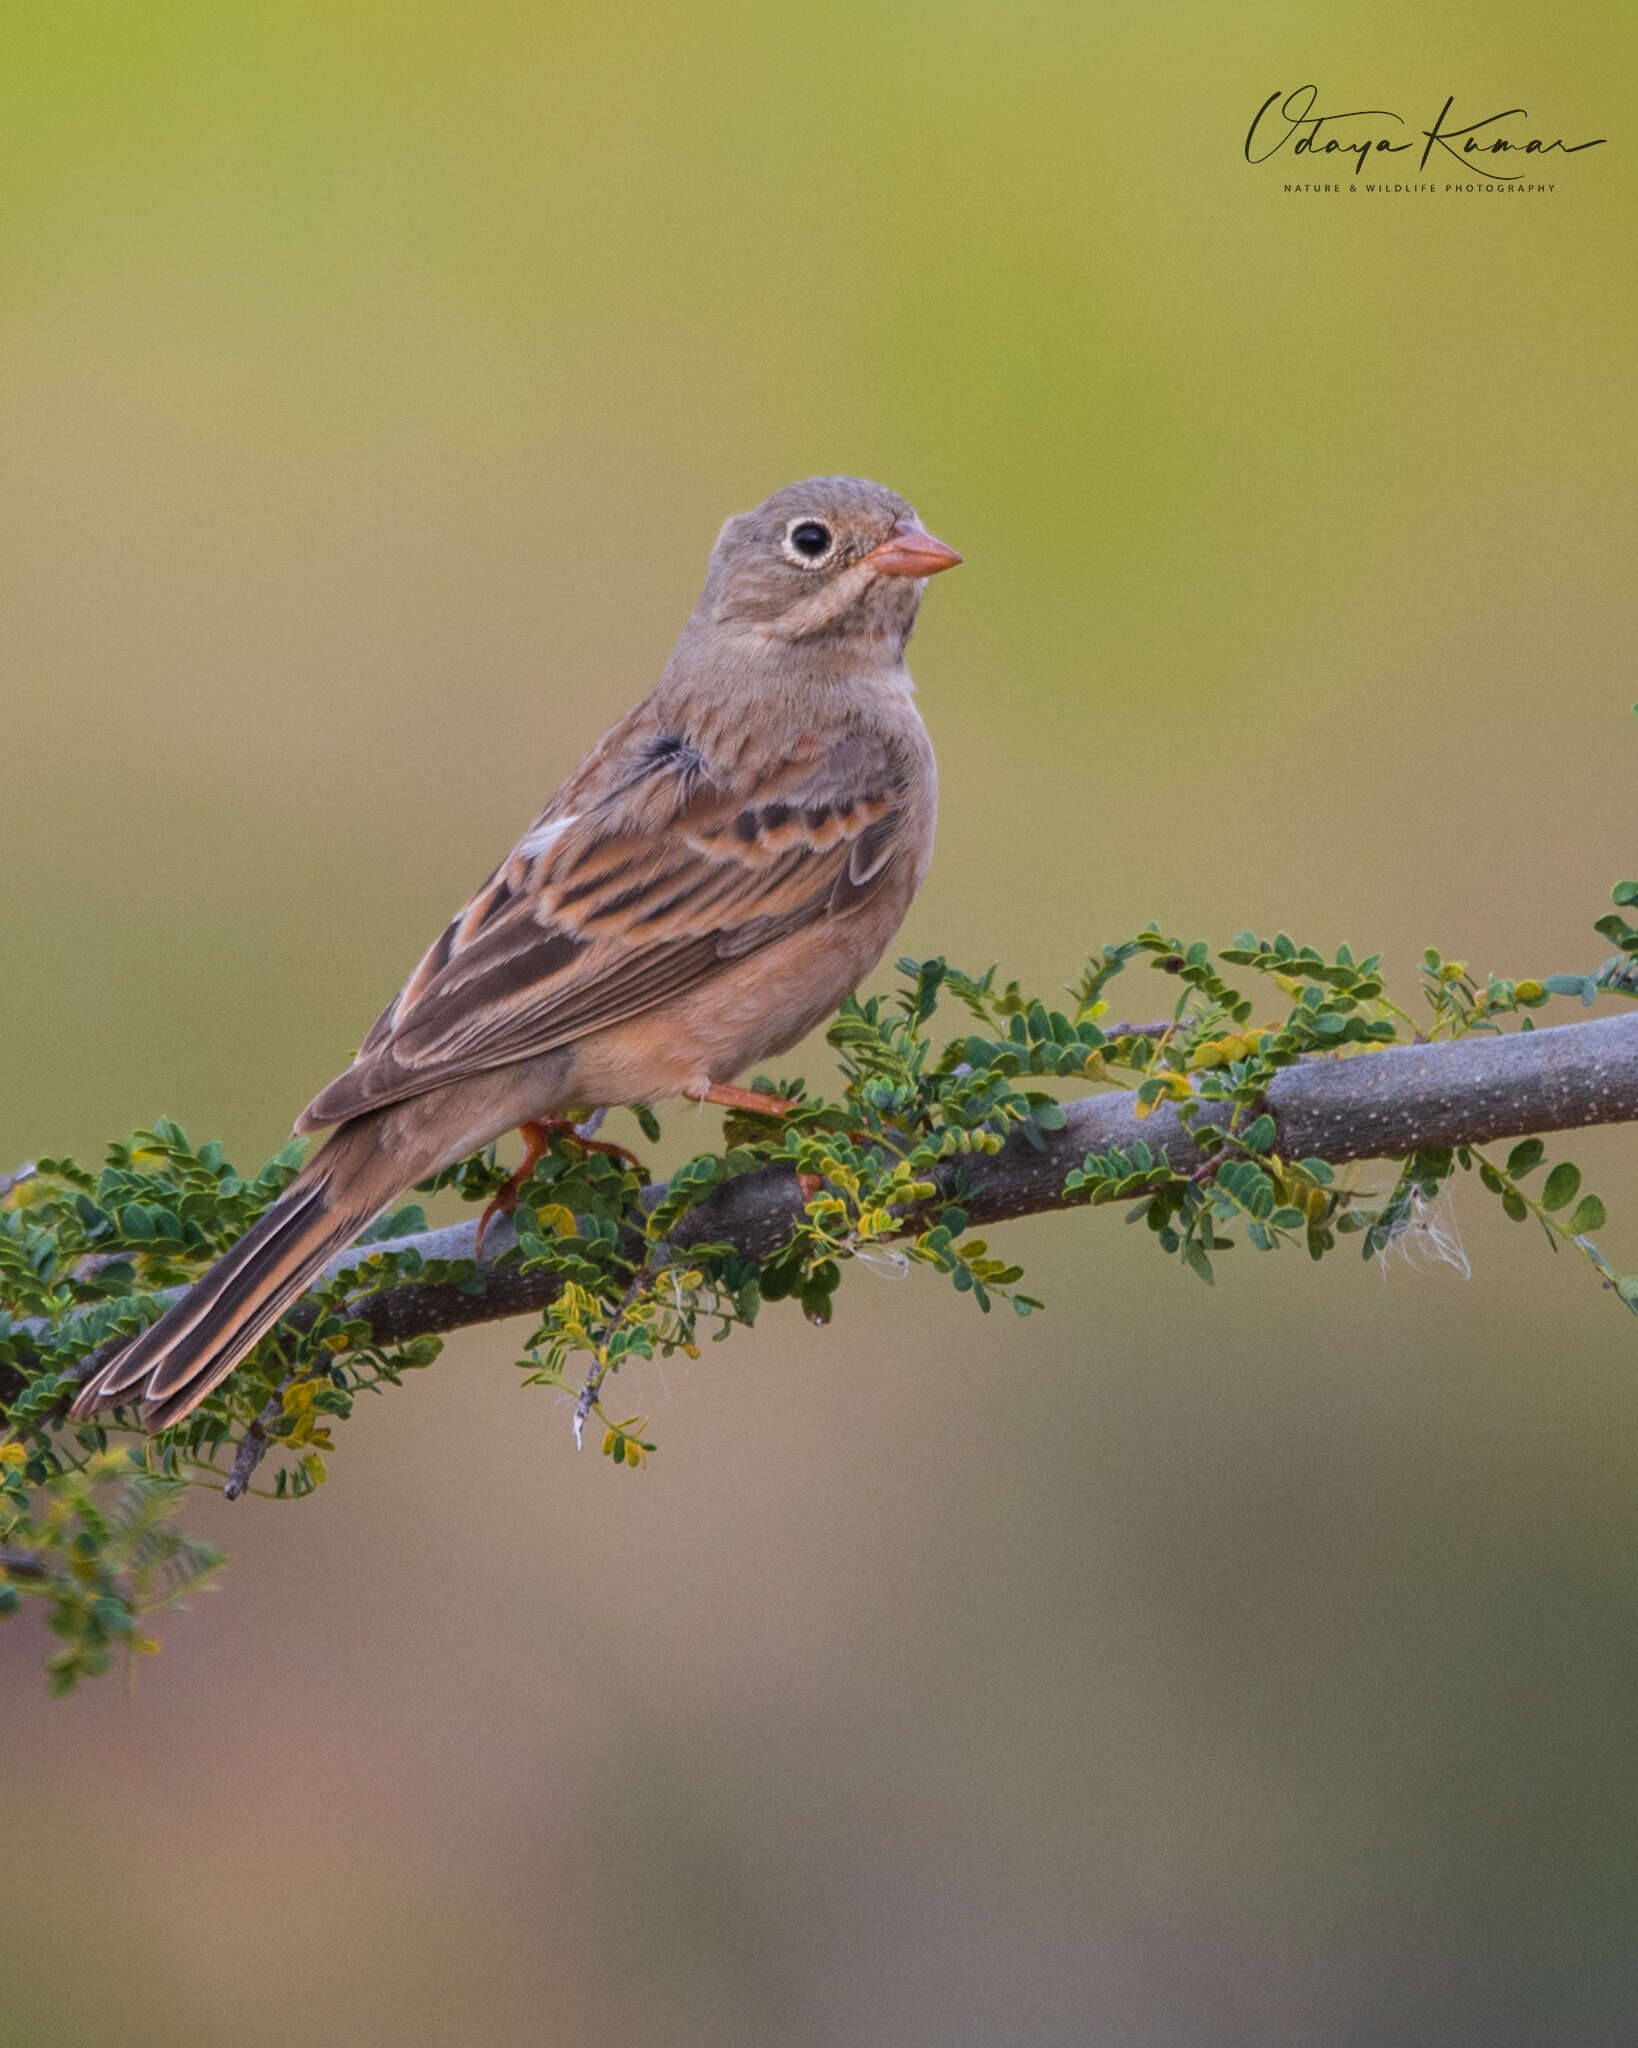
[786,519,833,562]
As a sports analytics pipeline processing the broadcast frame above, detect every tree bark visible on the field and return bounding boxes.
[188,1007,1638,1351]
[16,1009,1638,1412]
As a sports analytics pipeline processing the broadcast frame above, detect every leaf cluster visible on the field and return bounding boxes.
[5,877,1638,1689]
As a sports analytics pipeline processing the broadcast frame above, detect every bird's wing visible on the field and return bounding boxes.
[297,722,914,1128]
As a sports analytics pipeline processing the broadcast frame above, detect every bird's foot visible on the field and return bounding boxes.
[688,1082,801,1118]
[474,1116,644,1258]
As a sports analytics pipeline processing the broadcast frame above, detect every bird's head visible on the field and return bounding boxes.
[700,476,960,658]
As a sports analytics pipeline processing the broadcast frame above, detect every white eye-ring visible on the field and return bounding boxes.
[781,517,836,569]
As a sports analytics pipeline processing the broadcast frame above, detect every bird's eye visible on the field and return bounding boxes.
[782,518,834,567]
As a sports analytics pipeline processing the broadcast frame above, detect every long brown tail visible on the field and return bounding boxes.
[70,1122,403,1432]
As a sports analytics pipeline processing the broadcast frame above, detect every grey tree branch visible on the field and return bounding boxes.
[17,1009,1638,1492]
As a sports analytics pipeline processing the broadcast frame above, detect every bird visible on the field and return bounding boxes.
[71,475,960,1431]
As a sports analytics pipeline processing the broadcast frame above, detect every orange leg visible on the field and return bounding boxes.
[696,1083,890,1151]
[474,1117,644,1258]
[687,1084,822,1195]
[688,1082,801,1117]
[683,1085,894,1201]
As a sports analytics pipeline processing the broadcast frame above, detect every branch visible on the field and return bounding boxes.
[22,1010,1638,1461]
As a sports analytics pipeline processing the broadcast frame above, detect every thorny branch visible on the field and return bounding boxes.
[16,1008,1638,1499]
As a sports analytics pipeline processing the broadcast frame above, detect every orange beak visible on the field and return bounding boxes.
[861,518,963,578]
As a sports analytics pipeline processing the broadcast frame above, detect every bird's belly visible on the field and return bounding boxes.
[567,909,902,1107]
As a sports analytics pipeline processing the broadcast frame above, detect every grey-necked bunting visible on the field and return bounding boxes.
[73,477,960,1429]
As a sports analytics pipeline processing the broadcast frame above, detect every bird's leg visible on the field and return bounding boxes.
[556,1122,647,1171]
[684,1083,884,1201]
[688,1081,801,1117]
[690,1082,882,1150]
[474,1116,644,1258]
[682,1082,825,1198]
[474,1121,554,1259]
[559,1107,645,1169]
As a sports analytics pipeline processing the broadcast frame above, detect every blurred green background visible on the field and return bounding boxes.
[5,3,1637,2041]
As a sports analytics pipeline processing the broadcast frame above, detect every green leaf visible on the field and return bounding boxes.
[1541,1161,1582,1212]
[357,1204,428,1245]
[1505,1139,1545,1178]
[1500,1186,1528,1222]
[1567,1195,1607,1235]
[1242,1115,1275,1153]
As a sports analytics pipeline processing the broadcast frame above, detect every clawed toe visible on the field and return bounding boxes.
[473,1116,644,1258]
[689,1082,801,1118]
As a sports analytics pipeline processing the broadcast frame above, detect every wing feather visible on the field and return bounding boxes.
[298,724,914,1129]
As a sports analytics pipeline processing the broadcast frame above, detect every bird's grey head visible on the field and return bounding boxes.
[698,475,961,660]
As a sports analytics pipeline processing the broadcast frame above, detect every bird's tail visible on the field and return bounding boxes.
[70,1121,402,1432]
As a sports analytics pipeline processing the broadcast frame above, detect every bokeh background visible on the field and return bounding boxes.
[5,4,1637,2042]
